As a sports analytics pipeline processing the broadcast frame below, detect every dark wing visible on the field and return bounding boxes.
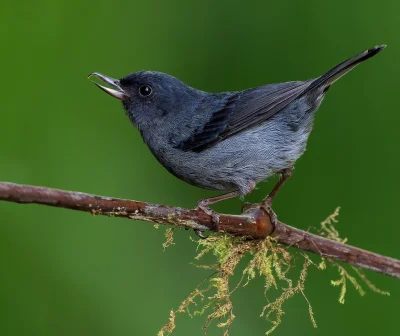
[177,80,312,152]
[176,95,237,152]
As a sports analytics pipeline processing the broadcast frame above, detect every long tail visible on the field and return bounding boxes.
[306,45,386,93]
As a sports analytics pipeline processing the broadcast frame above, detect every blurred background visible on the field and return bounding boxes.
[0,0,398,335]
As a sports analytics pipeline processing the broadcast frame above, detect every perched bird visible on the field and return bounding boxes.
[89,45,385,236]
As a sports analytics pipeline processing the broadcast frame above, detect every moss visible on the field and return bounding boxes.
[319,207,390,303]
[162,228,175,250]
[158,233,315,335]
[158,208,389,336]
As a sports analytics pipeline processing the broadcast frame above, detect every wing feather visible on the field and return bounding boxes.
[177,80,312,152]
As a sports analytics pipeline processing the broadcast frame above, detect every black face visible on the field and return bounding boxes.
[119,72,159,100]
[119,71,191,125]
[89,71,200,126]
[88,70,206,133]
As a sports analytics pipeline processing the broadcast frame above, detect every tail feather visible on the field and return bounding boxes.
[306,45,386,93]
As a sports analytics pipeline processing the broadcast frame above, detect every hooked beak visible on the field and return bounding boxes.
[88,72,125,100]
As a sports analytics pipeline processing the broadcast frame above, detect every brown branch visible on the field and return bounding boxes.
[1,181,399,279]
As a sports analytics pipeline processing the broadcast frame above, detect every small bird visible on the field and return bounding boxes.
[89,45,385,236]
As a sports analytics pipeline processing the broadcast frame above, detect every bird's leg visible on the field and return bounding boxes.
[263,167,293,207]
[262,167,293,224]
[194,191,241,238]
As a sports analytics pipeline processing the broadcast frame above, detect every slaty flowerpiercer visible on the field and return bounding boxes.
[88,45,385,236]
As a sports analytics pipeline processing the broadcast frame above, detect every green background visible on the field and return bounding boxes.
[0,1,398,335]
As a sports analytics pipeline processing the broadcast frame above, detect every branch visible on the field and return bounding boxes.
[1,181,399,279]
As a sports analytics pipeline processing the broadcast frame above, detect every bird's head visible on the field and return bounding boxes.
[88,71,202,128]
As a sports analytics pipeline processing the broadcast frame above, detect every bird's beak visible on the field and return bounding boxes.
[87,72,126,100]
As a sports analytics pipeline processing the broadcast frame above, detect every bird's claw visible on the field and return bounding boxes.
[196,200,221,225]
[261,200,278,226]
[194,229,209,239]
[193,200,220,239]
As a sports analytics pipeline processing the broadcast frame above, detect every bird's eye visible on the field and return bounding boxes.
[139,85,152,97]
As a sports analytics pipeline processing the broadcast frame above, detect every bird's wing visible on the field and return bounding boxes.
[177,80,312,152]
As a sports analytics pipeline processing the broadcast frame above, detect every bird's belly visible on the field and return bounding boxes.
[156,119,313,193]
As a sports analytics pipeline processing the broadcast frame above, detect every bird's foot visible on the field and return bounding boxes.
[261,198,278,226]
[194,200,220,239]
[241,200,278,227]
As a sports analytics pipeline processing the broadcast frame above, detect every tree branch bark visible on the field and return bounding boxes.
[1,181,399,279]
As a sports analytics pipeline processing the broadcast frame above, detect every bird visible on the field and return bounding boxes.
[88,45,385,236]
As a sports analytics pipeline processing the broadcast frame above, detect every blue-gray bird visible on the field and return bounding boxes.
[89,45,385,235]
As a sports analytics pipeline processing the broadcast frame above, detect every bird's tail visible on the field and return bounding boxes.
[306,45,386,93]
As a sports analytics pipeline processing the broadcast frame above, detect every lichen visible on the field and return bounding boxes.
[319,207,390,303]
[158,233,316,336]
[162,228,175,250]
[158,207,389,336]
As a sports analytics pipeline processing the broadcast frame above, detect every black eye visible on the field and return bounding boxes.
[139,85,152,96]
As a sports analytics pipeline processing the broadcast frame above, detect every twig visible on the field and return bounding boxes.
[1,181,399,279]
